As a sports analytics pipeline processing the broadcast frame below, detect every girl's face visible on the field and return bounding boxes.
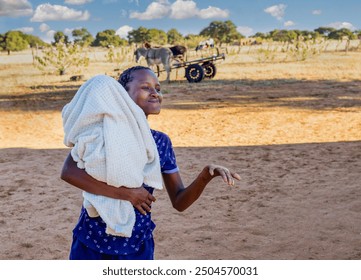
[126,69,163,117]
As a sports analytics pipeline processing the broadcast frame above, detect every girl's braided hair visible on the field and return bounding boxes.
[118,66,152,91]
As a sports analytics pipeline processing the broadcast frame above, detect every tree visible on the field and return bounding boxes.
[224,20,244,42]
[200,20,243,45]
[251,32,268,39]
[328,28,356,40]
[355,30,361,39]
[147,28,167,45]
[1,31,28,55]
[34,39,89,75]
[297,30,320,40]
[0,34,4,51]
[184,34,206,48]
[92,29,126,47]
[72,28,94,46]
[21,33,48,48]
[269,29,297,42]
[53,31,69,45]
[167,28,183,44]
[314,27,336,37]
[128,26,149,44]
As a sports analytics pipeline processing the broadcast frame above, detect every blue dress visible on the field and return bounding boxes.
[69,130,178,260]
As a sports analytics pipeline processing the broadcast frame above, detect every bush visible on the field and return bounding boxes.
[34,41,89,75]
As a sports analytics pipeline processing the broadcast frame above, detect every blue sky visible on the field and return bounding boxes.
[0,0,360,42]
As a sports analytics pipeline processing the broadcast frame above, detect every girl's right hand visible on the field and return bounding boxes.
[122,187,156,215]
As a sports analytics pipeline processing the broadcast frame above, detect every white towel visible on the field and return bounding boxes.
[62,74,163,237]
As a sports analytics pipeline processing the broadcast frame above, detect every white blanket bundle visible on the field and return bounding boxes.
[62,74,163,237]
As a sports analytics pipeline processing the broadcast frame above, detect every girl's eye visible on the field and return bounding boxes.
[141,86,161,94]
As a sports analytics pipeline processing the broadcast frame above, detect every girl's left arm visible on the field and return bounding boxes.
[162,164,240,212]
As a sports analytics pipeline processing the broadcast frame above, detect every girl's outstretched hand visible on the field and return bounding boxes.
[207,164,241,186]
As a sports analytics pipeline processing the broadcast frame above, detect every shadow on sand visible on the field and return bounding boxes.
[0,78,360,112]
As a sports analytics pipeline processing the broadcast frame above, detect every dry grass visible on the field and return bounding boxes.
[1,45,361,87]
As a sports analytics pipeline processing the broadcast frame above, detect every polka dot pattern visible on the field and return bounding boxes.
[72,129,178,255]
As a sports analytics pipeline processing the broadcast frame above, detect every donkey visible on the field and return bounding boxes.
[144,42,187,62]
[134,47,173,82]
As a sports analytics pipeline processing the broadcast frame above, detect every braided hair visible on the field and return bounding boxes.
[118,66,152,91]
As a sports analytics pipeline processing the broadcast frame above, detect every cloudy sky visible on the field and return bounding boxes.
[0,0,360,42]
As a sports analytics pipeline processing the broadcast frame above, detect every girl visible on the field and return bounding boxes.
[60,66,240,260]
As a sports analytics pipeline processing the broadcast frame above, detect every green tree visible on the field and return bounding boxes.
[167,28,183,44]
[1,31,28,54]
[269,29,297,42]
[184,34,206,48]
[72,28,94,46]
[21,33,48,48]
[34,40,89,75]
[298,30,320,40]
[200,20,243,45]
[0,34,5,51]
[53,31,69,45]
[314,27,336,37]
[92,29,126,47]
[128,26,149,44]
[251,32,268,39]
[147,28,167,45]
[355,30,361,39]
[328,28,356,40]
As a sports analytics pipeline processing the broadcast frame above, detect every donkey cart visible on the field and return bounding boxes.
[172,52,225,83]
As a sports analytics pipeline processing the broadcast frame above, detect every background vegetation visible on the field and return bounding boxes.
[1,20,360,76]
[2,20,361,54]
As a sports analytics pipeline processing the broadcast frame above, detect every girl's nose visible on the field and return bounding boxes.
[150,88,162,101]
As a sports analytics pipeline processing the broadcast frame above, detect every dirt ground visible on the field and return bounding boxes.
[0,50,360,259]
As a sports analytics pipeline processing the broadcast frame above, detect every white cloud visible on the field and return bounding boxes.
[130,0,229,20]
[327,21,356,31]
[312,9,322,15]
[116,25,133,39]
[264,4,286,20]
[0,0,33,17]
[30,3,90,22]
[130,1,170,20]
[237,26,253,37]
[15,27,34,33]
[169,0,198,19]
[39,23,50,32]
[42,30,56,43]
[284,20,295,27]
[65,0,93,5]
[64,28,74,36]
[197,6,229,19]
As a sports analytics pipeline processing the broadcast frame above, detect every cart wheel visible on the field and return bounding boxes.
[202,62,217,79]
[185,64,204,83]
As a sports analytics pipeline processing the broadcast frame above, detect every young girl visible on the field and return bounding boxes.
[60,66,240,260]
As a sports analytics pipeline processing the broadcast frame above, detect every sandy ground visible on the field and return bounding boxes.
[0,50,361,260]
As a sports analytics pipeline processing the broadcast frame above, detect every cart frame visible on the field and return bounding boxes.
[159,48,226,83]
